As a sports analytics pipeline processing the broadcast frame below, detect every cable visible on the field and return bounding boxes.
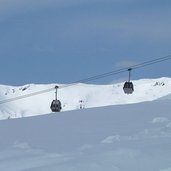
[59,54,171,89]
[129,54,171,70]
[0,87,54,104]
[0,54,171,104]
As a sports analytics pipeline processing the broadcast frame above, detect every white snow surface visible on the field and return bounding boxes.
[0,77,171,120]
[0,98,171,171]
[0,77,171,170]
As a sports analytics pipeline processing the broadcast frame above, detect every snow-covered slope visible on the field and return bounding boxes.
[0,77,171,119]
[0,99,171,171]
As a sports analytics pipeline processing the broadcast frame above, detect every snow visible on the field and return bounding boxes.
[0,99,171,170]
[0,77,171,170]
[0,77,171,120]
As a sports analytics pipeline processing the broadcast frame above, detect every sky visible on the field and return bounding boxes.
[0,0,171,86]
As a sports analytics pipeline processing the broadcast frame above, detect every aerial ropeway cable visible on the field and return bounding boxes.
[0,54,171,108]
[0,87,55,105]
[60,54,171,87]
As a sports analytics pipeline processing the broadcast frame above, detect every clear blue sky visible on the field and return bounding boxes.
[0,0,171,85]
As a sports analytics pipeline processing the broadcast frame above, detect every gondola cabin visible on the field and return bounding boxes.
[50,100,62,112]
[123,81,134,94]
[50,85,62,112]
[123,68,134,94]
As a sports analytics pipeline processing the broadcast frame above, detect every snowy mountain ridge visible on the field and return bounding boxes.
[0,77,171,120]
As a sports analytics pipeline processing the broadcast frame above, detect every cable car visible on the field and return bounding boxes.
[50,86,62,112]
[50,99,62,112]
[123,81,134,94]
[123,68,134,94]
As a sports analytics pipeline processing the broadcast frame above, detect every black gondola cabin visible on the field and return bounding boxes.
[123,81,134,94]
[50,100,62,112]
[50,86,62,112]
[123,68,134,94]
